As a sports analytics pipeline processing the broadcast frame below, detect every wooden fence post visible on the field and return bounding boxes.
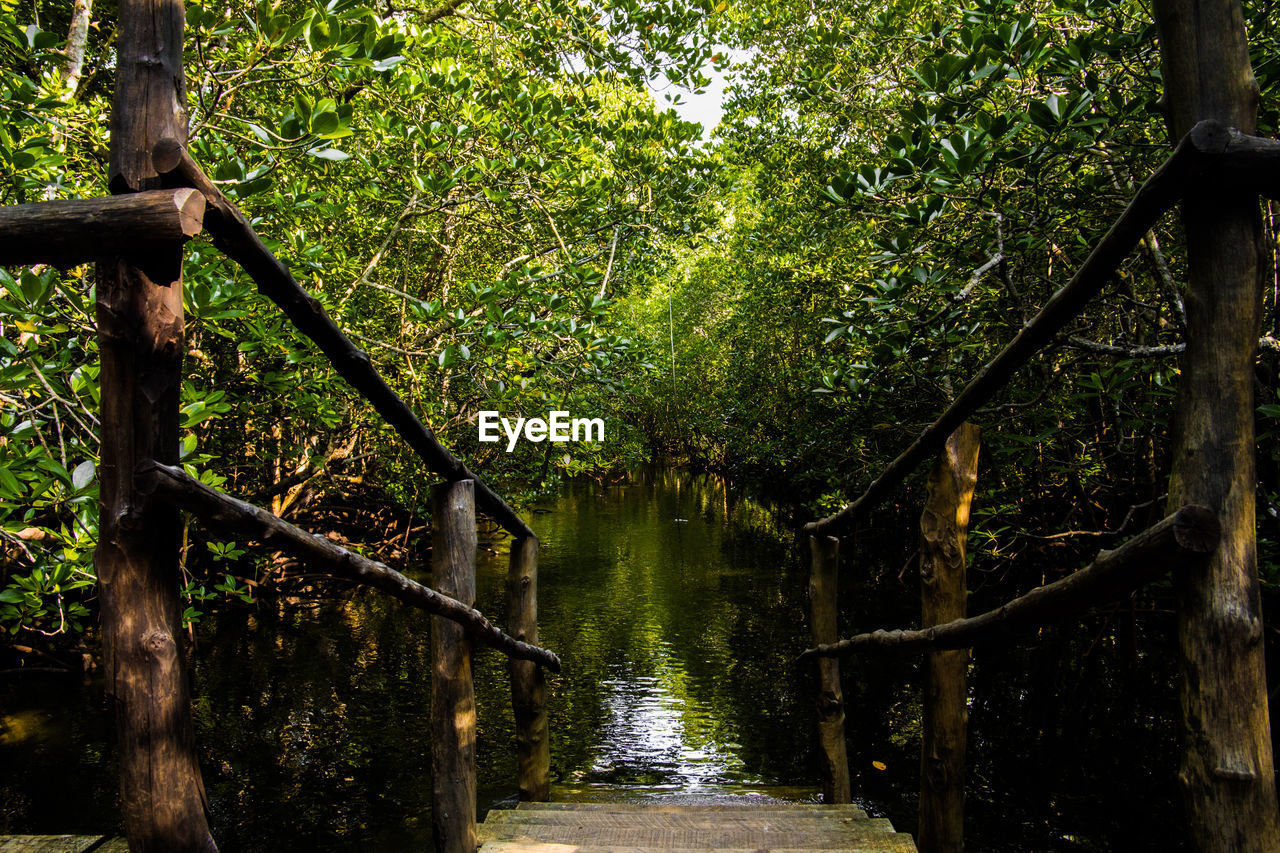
[1151,3,1280,848]
[809,534,851,804]
[95,0,216,849]
[507,535,550,801]
[431,480,478,853]
[917,424,980,853]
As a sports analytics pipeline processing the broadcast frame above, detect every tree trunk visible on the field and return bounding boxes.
[60,0,92,95]
[917,424,980,853]
[431,480,478,853]
[809,534,851,804]
[96,1,216,850]
[1151,3,1280,848]
[507,535,551,801]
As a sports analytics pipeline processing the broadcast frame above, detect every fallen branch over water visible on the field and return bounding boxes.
[798,505,1218,661]
[140,460,561,671]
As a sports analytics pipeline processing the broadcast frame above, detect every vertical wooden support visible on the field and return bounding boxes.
[917,423,980,853]
[95,0,216,850]
[809,534,851,804]
[1151,4,1280,850]
[431,480,478,853]
[507,535,550,801]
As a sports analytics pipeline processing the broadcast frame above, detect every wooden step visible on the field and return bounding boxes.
[0,839,128,852]
[478,803,918,852]
[514,803,870,816]
[485,811,887,830]
[480,842,919,853]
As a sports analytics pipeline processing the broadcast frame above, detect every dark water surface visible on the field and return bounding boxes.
[2,468,1188,850]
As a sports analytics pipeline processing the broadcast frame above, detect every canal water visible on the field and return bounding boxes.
[1,467,1189,850]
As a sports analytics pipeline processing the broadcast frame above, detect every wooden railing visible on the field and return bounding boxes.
[130,140,560,853]
[2,22,556,850]
[791,117,1280,853]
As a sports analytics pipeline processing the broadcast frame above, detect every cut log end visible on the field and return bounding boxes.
[1172,504,1221,554]
[174,187,206,237]
[1188,119,1232,154]
[152,137,185,176]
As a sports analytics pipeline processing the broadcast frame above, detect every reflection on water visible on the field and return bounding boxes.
[588,656,747,789]
[0,467,1191,851]
[0,469,821,849]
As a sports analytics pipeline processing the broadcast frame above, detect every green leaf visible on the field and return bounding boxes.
[307,147,350,161]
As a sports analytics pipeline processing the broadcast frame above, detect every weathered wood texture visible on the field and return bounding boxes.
[803,120,1275,539]
[432,480,478,853]
[150,138,533,539]
[808,535,851,804]
[476,803,919,852]
[0,189,204,271]
[800,506,1219,660]
[141,461,560,669]
[507,536,550,801]
[917,424,979,853]
[95,1,216,851]
[0,838,127,852]
[1151,3,1280,849]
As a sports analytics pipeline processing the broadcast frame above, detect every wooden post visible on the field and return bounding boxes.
[1151,3,1280,848]
[917,423,980,853]
[431,480,478,853]
[95,0,217,850]
[507,535,550,801]
[0,189,205,270]
[809,534,851,804]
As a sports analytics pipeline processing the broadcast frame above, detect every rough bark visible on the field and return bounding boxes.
[150,138,533,539]
[0,189,203,273]
[799,506,1219,660]
[507,536,550,801]
[96,1,216,850]
[432,480,479,853]
[60,0,92,94]
[809,535,851,804]
[1152,3,1280,848]
[140,461,561,670]
[917,424,980,853]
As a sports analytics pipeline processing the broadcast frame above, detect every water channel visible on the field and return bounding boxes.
[1,467,1189,850]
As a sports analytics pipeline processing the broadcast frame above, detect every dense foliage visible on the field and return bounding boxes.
[1,0,719,635]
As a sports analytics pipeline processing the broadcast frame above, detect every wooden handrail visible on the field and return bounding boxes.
[798,505,1218,660]
[150,138,535,540]
[139,461,561,671]
[805,121,1278,538]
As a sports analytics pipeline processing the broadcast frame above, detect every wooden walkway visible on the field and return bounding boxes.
[1,803,918,853]
[477,803,919,852]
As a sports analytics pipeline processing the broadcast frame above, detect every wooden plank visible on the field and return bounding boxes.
[0,837,105,852]
[479,844,919,853]
[482,812,884,829]
[432,479,478,853]
[512,804,869,814]
[477,822,903,845]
